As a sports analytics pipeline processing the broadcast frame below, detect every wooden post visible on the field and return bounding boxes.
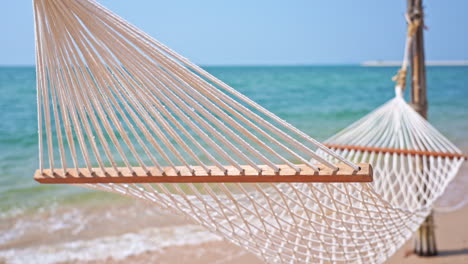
[407,0,438,256]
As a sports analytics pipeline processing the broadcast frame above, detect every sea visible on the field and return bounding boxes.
[0,65,467,263]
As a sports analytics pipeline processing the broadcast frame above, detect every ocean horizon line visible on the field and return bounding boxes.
[2,63,467,68]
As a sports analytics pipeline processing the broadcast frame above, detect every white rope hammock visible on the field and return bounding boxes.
[32,0,465,263]
[314,14,466,262]
[320,18,466,212]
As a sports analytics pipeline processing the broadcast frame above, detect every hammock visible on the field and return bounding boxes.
[32,0,465,263]
[320,20,466,211]
[315,14,467,261]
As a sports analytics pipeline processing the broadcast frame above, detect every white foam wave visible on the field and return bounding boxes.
[0,225,221,264]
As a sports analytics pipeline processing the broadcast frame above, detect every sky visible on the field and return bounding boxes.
[0,0,467,66]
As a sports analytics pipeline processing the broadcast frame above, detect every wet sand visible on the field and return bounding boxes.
[1,167,466,264]
[63,205,468,264]
[75,206,468,264]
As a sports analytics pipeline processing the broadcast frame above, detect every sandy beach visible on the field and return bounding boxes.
[82,206,468,264]
[63,206,468,264]
[0,163,466,264]
[2,193,465,264]
[388,206,468,264]
[0,162,466,264]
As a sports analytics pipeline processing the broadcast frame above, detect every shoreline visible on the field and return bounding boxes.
[1,178,466,263]
[102,206,468,264]
[3,206,463,263]
[1,162,466,263]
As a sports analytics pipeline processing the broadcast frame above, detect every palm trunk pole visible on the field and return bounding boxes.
[407,0,438,256]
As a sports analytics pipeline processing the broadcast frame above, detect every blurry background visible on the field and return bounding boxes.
[0,1,467,263]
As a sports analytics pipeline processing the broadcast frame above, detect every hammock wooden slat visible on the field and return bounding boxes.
[325,144,467,160]
[32,0,365,185]
[34,163,373,184]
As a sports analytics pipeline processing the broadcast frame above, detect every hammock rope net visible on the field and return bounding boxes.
[33,0,465,263]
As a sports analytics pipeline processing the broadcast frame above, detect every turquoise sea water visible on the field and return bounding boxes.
[1,65,467,215]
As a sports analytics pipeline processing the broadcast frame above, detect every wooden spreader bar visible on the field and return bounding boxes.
[325,144,468,160]
[34,163,373,184]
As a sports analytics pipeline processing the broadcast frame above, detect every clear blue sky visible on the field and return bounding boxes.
[0,0,467,65]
